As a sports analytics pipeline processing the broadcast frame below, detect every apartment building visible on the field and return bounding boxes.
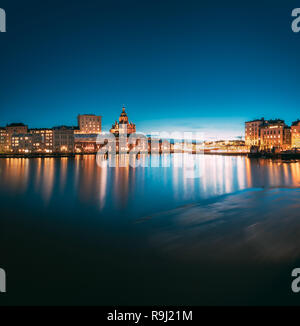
[77,114,102,134]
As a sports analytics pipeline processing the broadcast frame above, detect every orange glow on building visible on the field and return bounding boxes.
[291,120,300,149]
[110,107,136,135]
[260,120,291,151]
[76,114,102,134]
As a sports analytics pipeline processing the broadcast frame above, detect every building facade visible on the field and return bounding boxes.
[77,114,102,134]
[110,107,136,135]
[53,126,75,153]
[245,118,265,147]
[74,134,101,153]
[291,120,300,149]
[0,127,7,152]
[260,120,291,151]
[30,128,54,153]
[245,118,294,151]
[11,134,33,153]
[6,123,28,150]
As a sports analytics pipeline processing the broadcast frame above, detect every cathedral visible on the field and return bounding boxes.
[110,107,136,135]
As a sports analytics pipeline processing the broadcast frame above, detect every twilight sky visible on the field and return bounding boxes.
[0,0,300,140]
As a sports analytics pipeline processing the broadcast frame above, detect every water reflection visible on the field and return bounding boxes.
[1,158,29,193]
[113,155,130,209]
[0,155,299,215]
[41,158,55,203]
[1,155,300,305]
[59,157,68,192]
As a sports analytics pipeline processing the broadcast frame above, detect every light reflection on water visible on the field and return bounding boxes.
[1,154,300,305]
[1,155,299,214]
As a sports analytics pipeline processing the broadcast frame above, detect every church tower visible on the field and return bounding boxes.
[119,107,129,124]
[110,106,136,135]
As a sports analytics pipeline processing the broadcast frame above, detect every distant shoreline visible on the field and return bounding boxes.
[1,152,299,160]
[0,152,257,159]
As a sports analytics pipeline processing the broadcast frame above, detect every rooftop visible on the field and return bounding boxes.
[245,118,265,123]
[292,120,300,126]
[266,119,285,125]
[78,114,101,117]
[6,123,27,127]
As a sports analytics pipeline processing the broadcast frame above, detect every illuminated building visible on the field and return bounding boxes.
[203,140,247,153]
[74,134,101,153]
[30,128,54,153]
[110,107,136,136]
[260,119,291,151]
[291,120,300,149]
[53,126,75,153]
[11,134,33,153]
[6,123,28,150]
[0,127,7,152]
[245,118,265,147]
[77,114,102,134]
[245,118,293,152]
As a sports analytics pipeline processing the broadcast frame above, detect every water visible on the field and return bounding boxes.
[0,154,300,305]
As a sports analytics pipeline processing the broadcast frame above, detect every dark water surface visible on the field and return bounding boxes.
[1,154,300,305]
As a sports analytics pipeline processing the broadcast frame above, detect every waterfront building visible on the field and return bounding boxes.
[260,119,291,151]
[74,134,101,153]
[11,133,33,153]
[110,107,136,135]
[0,127,7,152]
[77,114,102,134]
[53,126,75,153]
[291,120,300,149]
[5,123,28,149]
[245,118,265,147]
[30,128,53,153]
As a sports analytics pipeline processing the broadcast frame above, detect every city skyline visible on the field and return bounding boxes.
[2,1,300,309]
[1,112,247,140]
[2,110,300,141]
[1,1,300,140]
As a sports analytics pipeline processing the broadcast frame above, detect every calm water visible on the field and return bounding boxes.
[1,154,300,305]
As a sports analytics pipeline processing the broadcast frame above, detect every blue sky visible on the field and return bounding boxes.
[0,0,300,140]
